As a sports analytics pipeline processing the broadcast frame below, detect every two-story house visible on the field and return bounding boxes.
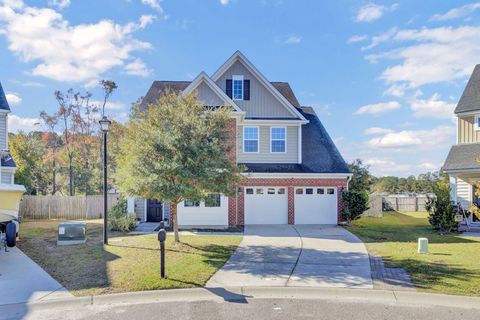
[0,81,25,244]
[443,65,480,225]
[128,51,351,227]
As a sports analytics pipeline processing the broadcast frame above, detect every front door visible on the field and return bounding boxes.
[147,199,163,222]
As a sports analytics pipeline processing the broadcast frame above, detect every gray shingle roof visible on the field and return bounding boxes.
[241,107,350,174]
[455,65,480,114]
[0,82,11,111]
[141,81,302,110]
[442,143,480,172]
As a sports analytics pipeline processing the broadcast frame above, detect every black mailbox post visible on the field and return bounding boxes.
[157,225,167,278]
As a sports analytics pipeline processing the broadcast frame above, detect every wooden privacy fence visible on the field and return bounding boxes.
[19,194,120,220]
[383,195,429,212]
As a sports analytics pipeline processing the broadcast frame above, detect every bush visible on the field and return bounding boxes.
[108,197,137,232]
[425,177,455,233]
[342,191,369,225]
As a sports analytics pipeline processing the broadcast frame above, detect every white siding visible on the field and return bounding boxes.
[215,60,295,118]
[195,82,225,106]
[177,196,228,226]
[456,178,472,209]
[0,114,6,150]
[134,198,146,221]
[237,125,298,163]
[1,168,13,184]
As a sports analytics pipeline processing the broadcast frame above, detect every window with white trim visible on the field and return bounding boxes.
[205,193,221,207]
[243,126,259,153]
[271,127,286,153]
[232,75,244,100]
[475,115,480,131]
[184,199,200,207]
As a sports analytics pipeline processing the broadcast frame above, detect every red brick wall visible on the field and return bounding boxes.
[226,118,237,162]
[227,177,348,226]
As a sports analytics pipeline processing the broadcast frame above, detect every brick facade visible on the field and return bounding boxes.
[227,177,348,226]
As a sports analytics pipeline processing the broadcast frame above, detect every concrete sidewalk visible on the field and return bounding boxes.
[207,225,372,288]
[0,247,72,305]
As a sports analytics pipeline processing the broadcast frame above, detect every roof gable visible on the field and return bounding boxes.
[182,72,243,112]
[455,64,480,114]
[0,82,11,112]
[211,51,307,120]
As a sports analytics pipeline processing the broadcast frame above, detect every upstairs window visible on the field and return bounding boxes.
[271,127,286,153]
[232,75,244,100]
[243,126,259,153]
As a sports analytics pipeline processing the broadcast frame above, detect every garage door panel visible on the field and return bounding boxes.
[245,187,288,224]
[295,187,337,225]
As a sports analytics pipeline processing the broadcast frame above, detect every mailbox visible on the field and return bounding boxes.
[158,229,167,242]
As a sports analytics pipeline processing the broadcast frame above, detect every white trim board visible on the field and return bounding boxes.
[211,51,308,122]
[243,172,352,179]
[182,71,244,114]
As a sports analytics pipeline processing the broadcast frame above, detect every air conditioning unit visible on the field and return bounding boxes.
[57,222,86,246]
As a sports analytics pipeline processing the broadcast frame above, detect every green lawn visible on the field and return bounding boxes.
[17,220,242,296]
[347,211,480,296]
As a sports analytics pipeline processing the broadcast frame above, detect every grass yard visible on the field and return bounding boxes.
[347,211,480,296]
[17,220,242,296]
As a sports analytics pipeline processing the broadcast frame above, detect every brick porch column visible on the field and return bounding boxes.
[238,187,245,225]
[288,186,295,224]
[228,196,237,227]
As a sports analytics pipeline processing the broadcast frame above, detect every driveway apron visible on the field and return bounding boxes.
[206,225,372,288]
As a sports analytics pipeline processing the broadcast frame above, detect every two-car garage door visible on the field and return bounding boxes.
[244,186,338,225]
[294,187,338,224]
[244,187,288,224]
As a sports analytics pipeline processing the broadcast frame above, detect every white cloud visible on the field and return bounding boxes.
[364,158,411,176]
[90,100,127,111]
[355,3,398,23]
[124,58,151,77]
[347,34,367,43]
[283,35,302,44]
[418,162,439,171]
[367,125,455,149]
[5,92,21,105]
[48,0,70,9]
[8,114,40,132]
[383,83,407,97]
[361,27,398,50]
[410,93,455,119]
[364,127,394,135]
[219,0,231,5]
[364,26,480,88]
[141,0,168,19]
[354,101,400,115]
[430,3,480,21]
[0,1,153,83]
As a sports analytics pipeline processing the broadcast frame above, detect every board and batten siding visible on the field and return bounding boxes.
[1,168,13,184]
[215,60,295,118]
[456,177,472,209]
[195,82,225,106]
[237,125,298,163]
[0,114,6,150]
[458,116,480,144]
[134,198,146,221]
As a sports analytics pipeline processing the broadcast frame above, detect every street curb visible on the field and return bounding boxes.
[1,287,480,312]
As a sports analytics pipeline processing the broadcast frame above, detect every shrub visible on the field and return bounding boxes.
[108,197,137,232]
[425,177,455,233]
[342,191,369,225]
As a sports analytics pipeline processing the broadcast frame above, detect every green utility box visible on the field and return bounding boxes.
[57,222,86,246]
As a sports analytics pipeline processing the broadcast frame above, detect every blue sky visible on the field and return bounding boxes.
[1,0,479,177]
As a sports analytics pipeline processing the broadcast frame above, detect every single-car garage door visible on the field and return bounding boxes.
[294,187,338,224]
[244,187,288,224]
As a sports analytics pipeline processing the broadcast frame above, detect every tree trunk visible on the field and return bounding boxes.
[171,202,180,243]
[69,154,73,196]
[52,158,56,195]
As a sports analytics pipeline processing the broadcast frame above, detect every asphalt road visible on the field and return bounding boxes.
[4,297,480,320]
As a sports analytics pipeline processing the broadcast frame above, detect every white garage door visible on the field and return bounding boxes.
[294,187,338,224]
[244,187,288,224]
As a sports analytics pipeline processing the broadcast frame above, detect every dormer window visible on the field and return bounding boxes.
[232,75,244,100]
[226,76,250,100]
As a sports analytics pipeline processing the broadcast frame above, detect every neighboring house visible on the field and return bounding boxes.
[0,82,16,185]
[443,65,480,225]
[128,51,351,227]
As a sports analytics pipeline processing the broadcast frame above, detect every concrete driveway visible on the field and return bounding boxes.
[0,247,72,305]
[207,225,372,288]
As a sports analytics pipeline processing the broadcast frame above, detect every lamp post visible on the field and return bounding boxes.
[99,116,111,245]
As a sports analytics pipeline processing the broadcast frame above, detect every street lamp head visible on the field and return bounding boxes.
[99,116,111,132]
